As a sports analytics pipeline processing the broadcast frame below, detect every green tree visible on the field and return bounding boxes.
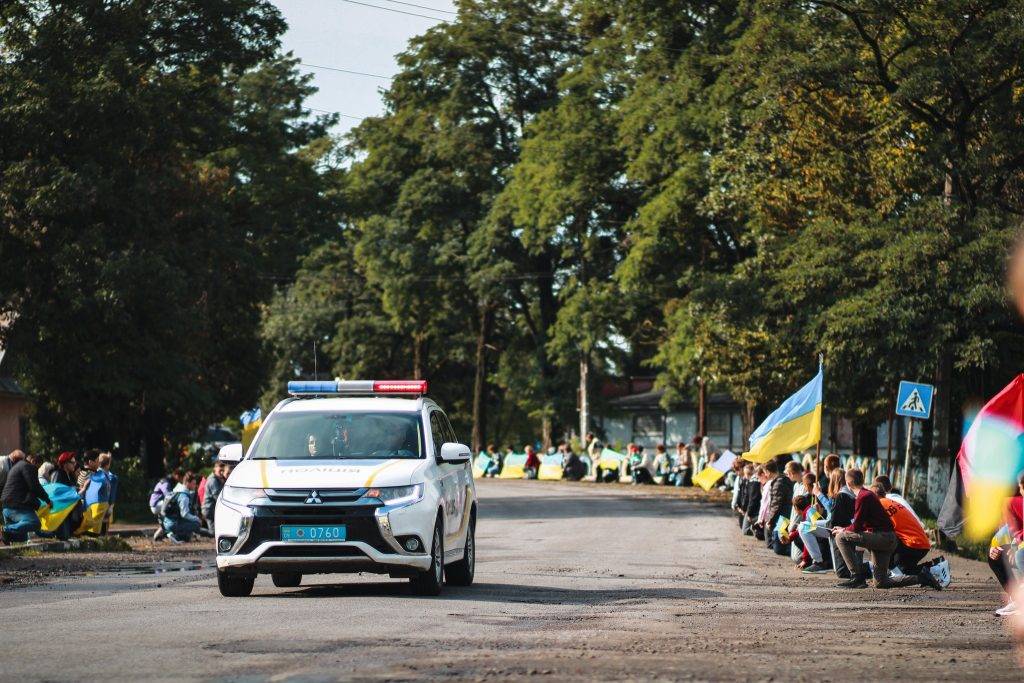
[0,1,338,472]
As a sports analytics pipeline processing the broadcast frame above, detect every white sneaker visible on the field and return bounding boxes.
[995,600,1017,616]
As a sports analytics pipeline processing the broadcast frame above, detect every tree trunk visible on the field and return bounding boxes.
[471,304,492,453]
[697,378,706,439]
[412,335,423,380]
[578,352,590,448]
[927,349,953,514]
[541,414,552,452]
[742,399,756,446]
[886,391,895,468]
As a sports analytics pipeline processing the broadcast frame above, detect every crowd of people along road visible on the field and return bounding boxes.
[479,433,733,485]
[148,459,232,544]
[481,435,969,598]
[0,447,232,546]
[0,448,118,544]
[731,453,948,593]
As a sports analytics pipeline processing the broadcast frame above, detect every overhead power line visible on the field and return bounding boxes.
[377,0,456,16]
[309,107,366,121]
[300,61,394,81]
[333,0,450,22]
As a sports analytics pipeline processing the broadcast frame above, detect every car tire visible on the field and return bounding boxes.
[218,570,254,597]
[410,521,443,596]
[271,572,302,588]
[445,515,475,586]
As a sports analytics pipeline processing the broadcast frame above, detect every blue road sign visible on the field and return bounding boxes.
[895,381,934,420]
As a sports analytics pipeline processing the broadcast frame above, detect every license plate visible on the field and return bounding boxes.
[280,525,346,542]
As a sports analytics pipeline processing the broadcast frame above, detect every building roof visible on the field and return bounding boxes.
[0,377,27,399]
[608,389,740,411]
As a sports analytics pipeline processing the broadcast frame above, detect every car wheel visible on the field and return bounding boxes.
[410,521,443,596]
[445,515,475,586]
[218,570,254,597]
[271,572,302,588]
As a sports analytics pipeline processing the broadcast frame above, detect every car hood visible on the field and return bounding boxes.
[228,458,428,490]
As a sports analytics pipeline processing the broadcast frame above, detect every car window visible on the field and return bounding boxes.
[429,411,446,458]
[441,412,458,445]
[249,411,423,460]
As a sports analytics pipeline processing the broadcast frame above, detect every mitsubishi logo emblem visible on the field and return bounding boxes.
[304,490,323,505]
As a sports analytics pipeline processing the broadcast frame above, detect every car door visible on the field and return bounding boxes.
[439,411,470,542]
[429,409,464,548]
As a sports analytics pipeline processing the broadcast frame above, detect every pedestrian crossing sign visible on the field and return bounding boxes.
[896,380,934,419]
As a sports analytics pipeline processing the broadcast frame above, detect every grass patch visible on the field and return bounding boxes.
[0,547,44,559]
[70,536,133,553]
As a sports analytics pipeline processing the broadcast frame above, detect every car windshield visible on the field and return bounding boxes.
[249,411,423,460]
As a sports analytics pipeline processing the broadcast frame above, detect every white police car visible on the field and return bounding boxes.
[214,380,477,597]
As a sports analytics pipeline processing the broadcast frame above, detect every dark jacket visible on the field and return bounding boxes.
[767,476,794,529]
[744,480,762,521]
[829,488,856,528]
[52,467,76,487]
[736,478,749,511]
[2,460,52,511]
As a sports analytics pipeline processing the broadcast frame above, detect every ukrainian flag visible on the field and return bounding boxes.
[240,407,262,452]
[76,471,111,536]
[36,483,81,533]
[743,366,822,463]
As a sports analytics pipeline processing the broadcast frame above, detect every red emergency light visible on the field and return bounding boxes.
[372,380,429,395]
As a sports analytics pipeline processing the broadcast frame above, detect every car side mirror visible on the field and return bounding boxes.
[439,442,471,464]
[218,442,243,464]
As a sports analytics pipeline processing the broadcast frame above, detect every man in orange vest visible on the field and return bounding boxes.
[870,483,932,574]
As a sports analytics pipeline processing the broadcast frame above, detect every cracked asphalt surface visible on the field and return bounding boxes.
[0,479,1019,681]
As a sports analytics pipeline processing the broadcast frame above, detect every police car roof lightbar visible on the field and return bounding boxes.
[287,379,429,396]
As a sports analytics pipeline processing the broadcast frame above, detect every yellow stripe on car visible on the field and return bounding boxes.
[364,459,402,487]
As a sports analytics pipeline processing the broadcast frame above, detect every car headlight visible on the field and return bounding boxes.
[220,486,267,507]
[366,484,423,507]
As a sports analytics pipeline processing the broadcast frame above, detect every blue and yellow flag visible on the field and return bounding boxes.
[76,471,111,536]
[36,483,81,533]
[743,366,822,463]
[240,407,263,452]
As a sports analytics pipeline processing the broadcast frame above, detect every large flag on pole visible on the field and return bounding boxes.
[937,374,1024,541]
[743,366,823,463]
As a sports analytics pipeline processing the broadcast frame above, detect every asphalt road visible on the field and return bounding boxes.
[1,479,1020,681]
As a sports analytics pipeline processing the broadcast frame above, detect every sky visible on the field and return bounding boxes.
[274,0,456,136]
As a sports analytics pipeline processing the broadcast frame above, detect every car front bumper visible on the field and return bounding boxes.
[215,540,433,574]
[214,495,435,575]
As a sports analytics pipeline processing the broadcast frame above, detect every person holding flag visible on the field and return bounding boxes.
[1,454,52,544]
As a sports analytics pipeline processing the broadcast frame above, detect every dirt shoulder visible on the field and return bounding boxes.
[0,535,213,591]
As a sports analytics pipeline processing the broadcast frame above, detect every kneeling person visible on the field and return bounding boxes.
[871,483,932,575]
[161,472,202,543]
[831,468,940,590]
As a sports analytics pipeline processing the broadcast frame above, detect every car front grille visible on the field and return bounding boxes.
[238,504,391,554]
[264,488,365,504]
